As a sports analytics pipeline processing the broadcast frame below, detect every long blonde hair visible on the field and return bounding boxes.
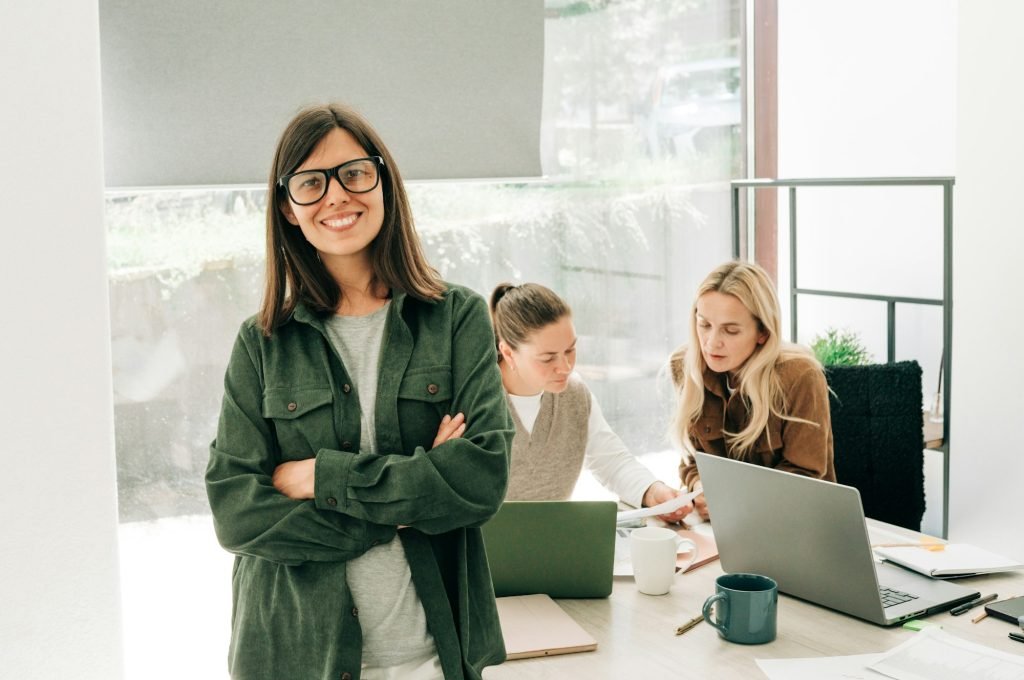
[672,261,820,459]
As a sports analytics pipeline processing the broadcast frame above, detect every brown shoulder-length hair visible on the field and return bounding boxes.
[258,103,445,334]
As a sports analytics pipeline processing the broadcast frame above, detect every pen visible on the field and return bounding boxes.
[871,542,946,552]
[951,593,998,616]
[675,614,704,636]
[1009,632,1024,644]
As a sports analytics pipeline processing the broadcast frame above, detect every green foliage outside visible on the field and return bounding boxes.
[811,328,873,366]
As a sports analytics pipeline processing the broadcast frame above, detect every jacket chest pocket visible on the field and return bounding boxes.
[694,413,725,442]
[396,367,453,449]
[263,386,336,460]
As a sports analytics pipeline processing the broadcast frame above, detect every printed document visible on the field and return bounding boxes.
[867,627,1024,680]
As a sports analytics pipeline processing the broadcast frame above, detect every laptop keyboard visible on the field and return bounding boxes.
[879,586,920,608]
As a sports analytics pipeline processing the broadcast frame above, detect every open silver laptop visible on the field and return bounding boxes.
[695,452,979,626]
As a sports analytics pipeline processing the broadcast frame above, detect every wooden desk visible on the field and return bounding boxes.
[484,522,1024,679]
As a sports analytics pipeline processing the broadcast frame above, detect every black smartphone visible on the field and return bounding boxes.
[985,595,1024,624]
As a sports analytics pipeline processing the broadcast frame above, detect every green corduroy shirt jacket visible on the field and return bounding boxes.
[206,284,513,680]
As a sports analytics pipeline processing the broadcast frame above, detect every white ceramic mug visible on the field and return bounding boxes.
[629,527,698,595]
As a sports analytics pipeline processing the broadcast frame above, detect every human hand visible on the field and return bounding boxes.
[272,459,316,500]
[642,481,693,524]
[693,491,709,520]
[432,412,467,448]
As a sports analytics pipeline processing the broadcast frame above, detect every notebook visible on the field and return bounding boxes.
[481,500,617,598]
[694,452,979,626]
[496,594,598,659]
[874,543,1024,578]
[677,527,719,572]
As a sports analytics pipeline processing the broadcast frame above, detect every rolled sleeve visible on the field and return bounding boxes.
[206,326,382,565]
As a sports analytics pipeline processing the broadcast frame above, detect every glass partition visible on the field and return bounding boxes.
[108,1,743,675]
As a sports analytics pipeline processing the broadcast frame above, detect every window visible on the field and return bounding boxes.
[108,2,743,676]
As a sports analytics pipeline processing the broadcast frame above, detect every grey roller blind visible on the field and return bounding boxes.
[99,1,543,188]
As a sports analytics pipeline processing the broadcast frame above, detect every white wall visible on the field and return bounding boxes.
[949,2,1024,558]
[777,1,957,537]
[776,0,956,377]
[778,1,1024,558]
[0,2,124,677]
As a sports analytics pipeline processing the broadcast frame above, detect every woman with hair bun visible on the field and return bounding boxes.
[669,260,835,520]
[490,282,688,522]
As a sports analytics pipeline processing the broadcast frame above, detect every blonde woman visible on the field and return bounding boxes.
[669,261,834,520]
[491,283,688,523]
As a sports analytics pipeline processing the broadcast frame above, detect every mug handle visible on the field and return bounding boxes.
[702,591,729,636]
[675,537,698,573]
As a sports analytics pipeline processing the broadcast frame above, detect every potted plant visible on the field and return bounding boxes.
[810,327,872,366]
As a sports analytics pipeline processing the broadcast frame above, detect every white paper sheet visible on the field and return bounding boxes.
[615,490,700,523]
[756,653,884,680]
[867,627,1024,680]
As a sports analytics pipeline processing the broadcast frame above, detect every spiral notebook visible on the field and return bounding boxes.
[874,543,1024,578]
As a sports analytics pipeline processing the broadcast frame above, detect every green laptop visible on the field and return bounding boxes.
[481,500,618,599]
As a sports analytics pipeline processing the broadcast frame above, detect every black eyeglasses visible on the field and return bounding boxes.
[278,156,385,205]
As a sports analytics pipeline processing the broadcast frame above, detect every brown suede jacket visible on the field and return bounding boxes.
[670,348,835,491]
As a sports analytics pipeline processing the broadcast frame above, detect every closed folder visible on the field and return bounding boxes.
[496,594,598,660]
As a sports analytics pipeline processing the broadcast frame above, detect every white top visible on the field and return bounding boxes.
[507,379,657,509]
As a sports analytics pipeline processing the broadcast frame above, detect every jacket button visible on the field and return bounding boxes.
[341,673,352,680]
[342,441,352,450]
[704,426,710,433]
[327,497,337,507]
[342,383,352,394]
[287,402,297,412]
[427,383,439,395]
[351,607,359,617]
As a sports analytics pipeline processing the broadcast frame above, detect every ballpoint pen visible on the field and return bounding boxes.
[951,593,997,616]
[1009,632,1024,644]
[675,614,704,636]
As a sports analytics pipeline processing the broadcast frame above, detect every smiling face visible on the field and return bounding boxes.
[695,290,768,375]
[279,127,385,267]
[500,316,578,395]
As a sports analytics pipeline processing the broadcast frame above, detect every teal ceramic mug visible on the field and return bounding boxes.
[702,573,778,644]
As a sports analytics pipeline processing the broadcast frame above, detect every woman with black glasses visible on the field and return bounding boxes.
[206,103,513,680]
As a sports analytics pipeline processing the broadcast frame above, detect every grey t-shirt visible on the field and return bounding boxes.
[324,302,438,669]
